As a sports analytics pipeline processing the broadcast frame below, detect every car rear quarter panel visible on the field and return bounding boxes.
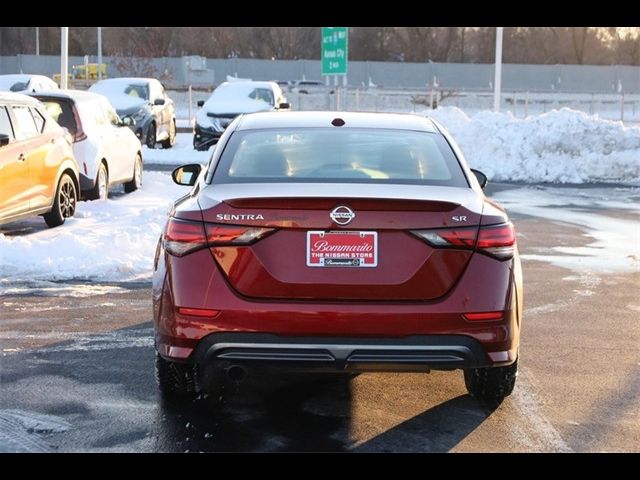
[27,129,77,210]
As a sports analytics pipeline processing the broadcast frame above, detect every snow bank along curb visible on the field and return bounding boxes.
[425,107,640,184]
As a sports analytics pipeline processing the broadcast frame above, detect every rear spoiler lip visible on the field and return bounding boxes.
[223,197,460,212]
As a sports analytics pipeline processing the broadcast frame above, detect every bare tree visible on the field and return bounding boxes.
[571,27,590,64]
[2,26,639,66]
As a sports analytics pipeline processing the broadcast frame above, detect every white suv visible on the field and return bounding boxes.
[32,90,143,200]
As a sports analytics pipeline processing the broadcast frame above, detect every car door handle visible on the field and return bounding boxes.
[18,153,26,162]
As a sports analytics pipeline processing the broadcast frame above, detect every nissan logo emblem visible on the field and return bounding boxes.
[330,206,355,225]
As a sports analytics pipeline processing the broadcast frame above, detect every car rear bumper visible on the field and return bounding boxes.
[153,247,522,370]
[178,332,497,372]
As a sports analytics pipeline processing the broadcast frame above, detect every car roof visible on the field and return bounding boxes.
[236,111,438,133]
[219,80,279,89]
[0,91,42,106]
[94,77,155,85]
[31,89,107,103]
[0,74,49,81]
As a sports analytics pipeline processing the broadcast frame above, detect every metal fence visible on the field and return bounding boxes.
[2,54,640,93]
[285,89,640,122]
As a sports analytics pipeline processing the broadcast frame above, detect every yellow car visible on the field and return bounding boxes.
[0,92,80,228]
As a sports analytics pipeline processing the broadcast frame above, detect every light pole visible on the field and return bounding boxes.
[35,27,39,56]
[60,27,68,89]
[97,27,103,80]
[493,27,503,112]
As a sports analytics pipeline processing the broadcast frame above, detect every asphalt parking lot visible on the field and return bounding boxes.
[1,181,638,452]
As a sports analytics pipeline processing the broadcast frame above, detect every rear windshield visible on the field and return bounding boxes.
[211,128,467,187]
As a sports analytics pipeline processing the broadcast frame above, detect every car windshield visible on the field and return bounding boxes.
[207,83,274,107]
[123,84,149,100]
[212,128,467,187]
[91,81,149,101]
[9,81,29,92]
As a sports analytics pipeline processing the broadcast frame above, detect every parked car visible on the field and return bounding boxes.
[0,92,79,228]
[0,74,59,94]
[154,111,523,402]
[32,90,143,200]
[193,80,290,151]
[89,77,176,149]
[289,79,333,94]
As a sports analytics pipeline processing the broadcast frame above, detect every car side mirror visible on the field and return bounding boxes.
[0,133,10,147]
[121,116,135,127]
[172,164,202,186]
[153,98,165,106]
[278,102,290,110]
[471,168,488,189]
[197,100,205,108]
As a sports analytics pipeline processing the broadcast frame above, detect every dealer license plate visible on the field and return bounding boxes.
[306,231,378,267]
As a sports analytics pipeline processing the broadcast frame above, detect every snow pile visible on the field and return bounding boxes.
[0,410,71,453]
[0,172,190,285]
[143,133,211,166]
[425,107,640,184]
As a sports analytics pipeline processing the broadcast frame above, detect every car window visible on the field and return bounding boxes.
[214,128,467,187]
[30,107,45,133]
[42,100,77,135]
[148,81,161,101]
[0,106,15,140]
[78,100,106,127]
[12,105,39,139]
[101,100,121,126]
[124,84,149,100]
[249,88,275,106]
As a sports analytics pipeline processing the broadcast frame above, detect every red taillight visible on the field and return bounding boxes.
[412,228,477,248]
[205,224,274,245]
[411,222,515,260]
[463,311,504,322]
[164,218,207,257]
[476,223,516,260]
[176,307,220,318]
[73,105,87,142]
[164,217,275,257]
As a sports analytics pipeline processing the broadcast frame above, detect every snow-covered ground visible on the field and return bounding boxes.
[0,172,190,290]
[143,133,209,166]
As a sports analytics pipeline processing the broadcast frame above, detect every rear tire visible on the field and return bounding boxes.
[123,154,142,193]
[85,162,108,201]
[44,173,77,228]
[464,359,518,402]
[155,352,196,397]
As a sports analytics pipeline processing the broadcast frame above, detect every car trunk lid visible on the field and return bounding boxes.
[197,183,483,301]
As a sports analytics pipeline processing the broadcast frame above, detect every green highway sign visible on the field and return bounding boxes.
[322,27,348,75]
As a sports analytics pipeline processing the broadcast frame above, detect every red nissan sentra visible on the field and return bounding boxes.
[153,111,523,401]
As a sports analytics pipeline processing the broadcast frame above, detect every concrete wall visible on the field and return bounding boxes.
[2,55,640,93]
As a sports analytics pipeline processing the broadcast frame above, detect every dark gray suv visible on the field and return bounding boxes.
[90,77,176,149]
